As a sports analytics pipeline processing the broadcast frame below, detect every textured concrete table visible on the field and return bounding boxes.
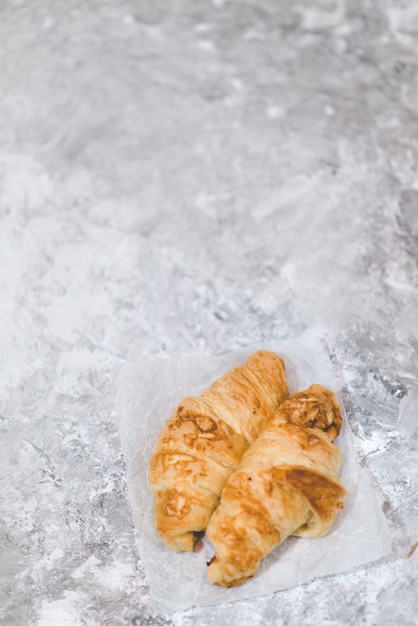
[1,1,417,624]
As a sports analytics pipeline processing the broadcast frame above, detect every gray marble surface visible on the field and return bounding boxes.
[0,1,417,624]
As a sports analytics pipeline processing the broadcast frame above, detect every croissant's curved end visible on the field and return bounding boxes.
[160,530,196,553]
[152,485,220,551]
[247,349,285,369]
[207,556,252,588]
[278,384,342,441]
[272,467,347,538]
[246,350,288,393]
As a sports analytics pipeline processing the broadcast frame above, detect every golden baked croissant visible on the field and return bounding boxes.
[206,384,347,587]
[148,351,289,552]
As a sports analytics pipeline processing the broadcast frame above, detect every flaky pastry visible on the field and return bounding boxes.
[148,351,289,552]
[206,384,347,587]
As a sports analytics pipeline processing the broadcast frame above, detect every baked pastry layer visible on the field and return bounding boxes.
[148,350,289,551]
[206,384,347,586]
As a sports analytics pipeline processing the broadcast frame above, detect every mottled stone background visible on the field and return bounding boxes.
[0,1,417,624]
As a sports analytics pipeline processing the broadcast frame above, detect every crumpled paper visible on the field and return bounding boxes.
[117,337,392,613]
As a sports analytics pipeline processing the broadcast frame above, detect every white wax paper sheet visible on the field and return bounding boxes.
[117,337,392,613]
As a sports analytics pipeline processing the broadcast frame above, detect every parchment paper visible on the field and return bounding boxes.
[117,337,392,613]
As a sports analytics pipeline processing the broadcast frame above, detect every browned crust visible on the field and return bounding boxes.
[271,466,347,536]
[276,384,342,441]
[148,350,289,551]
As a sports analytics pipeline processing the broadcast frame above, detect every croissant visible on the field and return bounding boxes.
[206,384,347,587]
[148,351,289,552]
